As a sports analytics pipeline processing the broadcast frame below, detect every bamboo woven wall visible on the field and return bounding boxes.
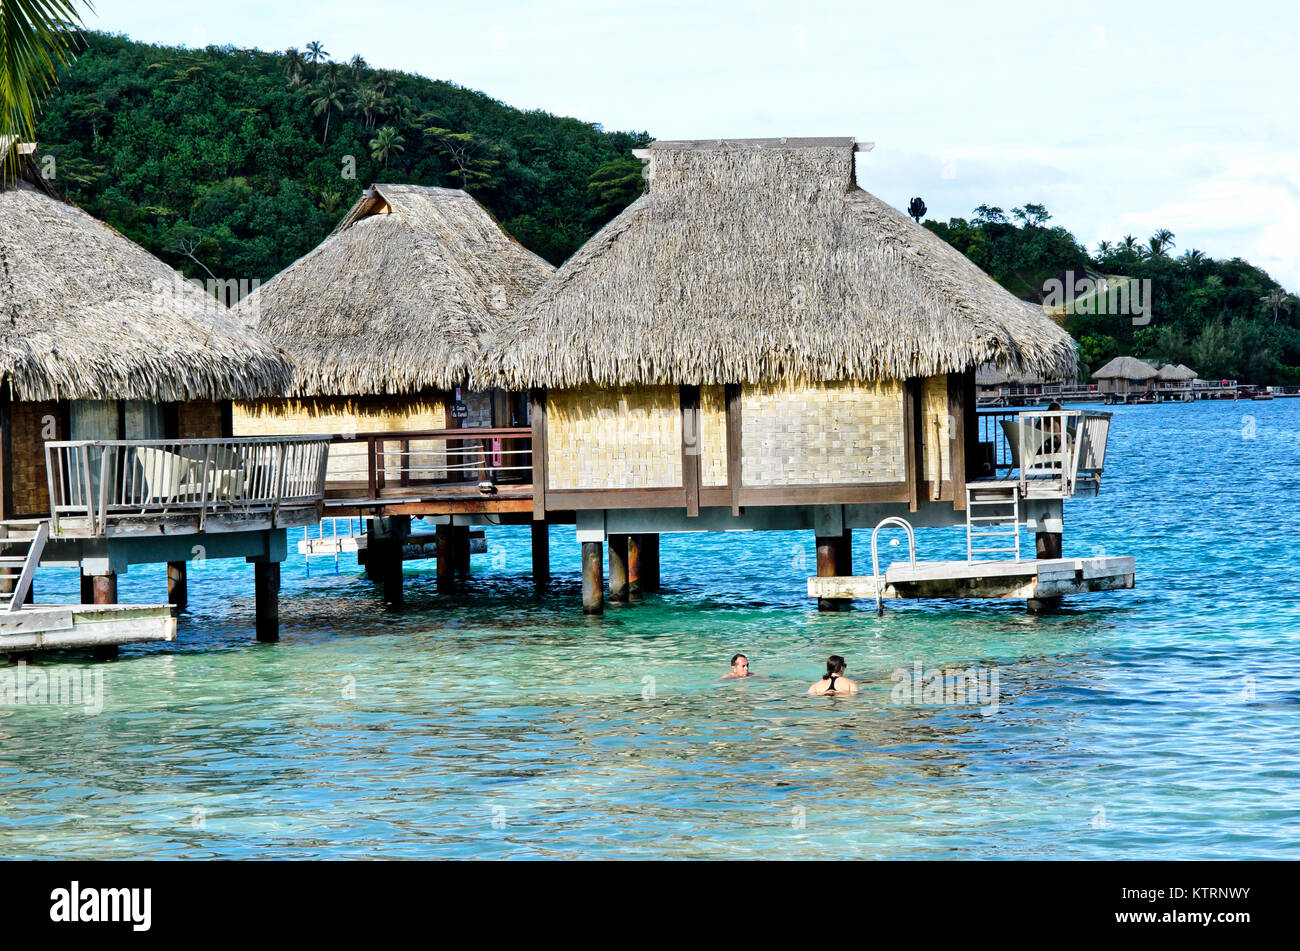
[740,379,904,486]
[921,374,951,484]
[233,394,449,483]
[547,385,683,490]
[177,401,225,439]
[698,385,728,487]
[9,400,60,516]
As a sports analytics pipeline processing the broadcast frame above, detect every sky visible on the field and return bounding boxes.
[93,0,1299,289]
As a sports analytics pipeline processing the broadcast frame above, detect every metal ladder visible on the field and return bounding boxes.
[871,517,916,615]
[965,485,1021,561]
[0,520,49,611]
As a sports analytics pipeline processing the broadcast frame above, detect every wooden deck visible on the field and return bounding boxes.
[807,556,1135,601]
[0,604,177,653]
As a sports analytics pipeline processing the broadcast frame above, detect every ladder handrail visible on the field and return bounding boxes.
[6,521,48,613]
[871,517,916,615]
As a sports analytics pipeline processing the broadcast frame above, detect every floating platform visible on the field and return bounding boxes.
[807,556,1135,602]
[0,604,177,654]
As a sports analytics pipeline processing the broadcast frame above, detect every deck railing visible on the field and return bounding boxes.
[329,427,532,500]
[976,408,1112,493]
[45,436,331,535]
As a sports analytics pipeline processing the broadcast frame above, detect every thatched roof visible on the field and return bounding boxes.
[1156,362,1197,381]
[1093,356,1158,380]
[0,173,292,403]
[475,137,1077,389]
[236,184,554,397]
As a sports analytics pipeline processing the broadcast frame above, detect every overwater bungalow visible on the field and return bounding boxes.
[230,184,554,597]
[1092,356,1157,397]
[475,137,1130,613]
[0,146,329,651]
[232,184,553,476]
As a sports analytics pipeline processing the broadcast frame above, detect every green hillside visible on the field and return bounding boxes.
[33,31,650,282]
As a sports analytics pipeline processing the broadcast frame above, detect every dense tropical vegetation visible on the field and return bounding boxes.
[33,31,649,278]
[925,206,1299,384]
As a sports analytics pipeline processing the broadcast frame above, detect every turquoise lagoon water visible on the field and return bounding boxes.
[1,400,1298,859]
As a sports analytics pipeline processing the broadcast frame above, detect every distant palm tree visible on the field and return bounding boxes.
[1096,240,1114,257]
[355,86,383,128]
[1150,228,1175,256]
[0,0,90,181]
[370,125,405,168]
[284,48,305,86]
[1181,248,1206,265]
[1120,234,1140,254]
[349,54,366,79]
[311,84,345,143]
[305,40,329,77]
[1260,288,1295,325]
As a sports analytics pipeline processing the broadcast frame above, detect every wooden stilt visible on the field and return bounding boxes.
[92,572,119,659]
[815,534,849,611]
[1029,530,1064,613]
[167,561,188,612]
[582,540,604,615]
[254,561,280,642]
[531,521,550,588]
[436,524,455,592]
[453,524,471,574]
[608,534,629,602]
[80,574,94,605]
[627,534,644,601]
[638,533,660,592]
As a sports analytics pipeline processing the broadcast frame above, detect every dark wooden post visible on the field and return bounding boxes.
[582,540,604,615]
[531,521,550,588]
[637,533,661,593]
[608,534,629,602]
[453,524,471,574]
[1028,529,1064,613]
[167,561,188,612]
[80,574,94,605]
[436,523,455,592]
[627,534,644,601]
[92,572,117,605]
[254,561,279,642]
[91,571,119,659]
[815,533,850,612]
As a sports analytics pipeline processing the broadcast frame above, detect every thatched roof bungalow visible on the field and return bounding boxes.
[0,157,292,518]
[1156,363,1197,383]
[232,184,554,484]
[1092,356,1157,395]
[476,137,1077,519]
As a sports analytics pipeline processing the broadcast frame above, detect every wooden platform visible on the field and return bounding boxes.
[807,556,1135,601]
[0,604,177,653]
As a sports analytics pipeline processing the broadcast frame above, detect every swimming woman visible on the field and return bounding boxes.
[808,655,858,696]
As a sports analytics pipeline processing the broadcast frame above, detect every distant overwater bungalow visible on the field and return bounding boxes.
[0,145,329,652]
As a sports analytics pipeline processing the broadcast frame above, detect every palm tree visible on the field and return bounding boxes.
[370,125,405,168]
[349,54,366,80]
[0,0,90,181]
[305,40,329,77]
[1120,234,1140,254]
[1150,228,1175,256]
[311,84,345,143]
[355,86,384,129]
[1095,240,1113,258]
[1260,288,1295,325]
[284,48,305,86]
[1181,248,1206,265]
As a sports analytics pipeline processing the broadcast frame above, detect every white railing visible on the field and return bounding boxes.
[45,436,331,535]
[978,409,1112,494]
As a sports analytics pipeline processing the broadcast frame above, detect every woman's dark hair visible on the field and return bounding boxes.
[823,655,847,679]
[731,653,747,666]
